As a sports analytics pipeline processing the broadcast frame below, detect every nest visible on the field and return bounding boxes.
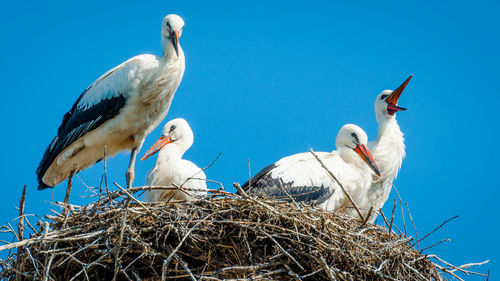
[0,184,488,280]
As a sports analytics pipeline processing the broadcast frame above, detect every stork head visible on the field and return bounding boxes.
[374,75,412,121]
[161,14,185,57]
[141,118,193,160]
[336,124,381,177]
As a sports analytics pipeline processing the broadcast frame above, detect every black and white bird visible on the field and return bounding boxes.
[36,14,186,189]
[353,76,411,222]
[242,124,381,211]
[141,118,207,201]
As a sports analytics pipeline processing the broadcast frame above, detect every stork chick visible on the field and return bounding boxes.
[141,118,207,202]
[242,124,381,212]
[353,75,411,222]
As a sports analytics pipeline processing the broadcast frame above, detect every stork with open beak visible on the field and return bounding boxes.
[353,75,411,222]
[141,118,207,202]
[36,14,185,190]
[242,124,381,212]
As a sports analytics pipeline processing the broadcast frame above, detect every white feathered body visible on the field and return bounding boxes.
[41,51,185,187]
[246,150,374,212]
[144,144,207,202]
[354,119,405,222]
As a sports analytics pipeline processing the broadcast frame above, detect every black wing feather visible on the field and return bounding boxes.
[241,162,278,192]
[36,92,126,189]
[241,163,333,205]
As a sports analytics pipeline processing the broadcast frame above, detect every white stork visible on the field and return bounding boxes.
[36,14,186,189]
[352,75,411,222]
[242,124,381,211]
[141,118,207,201]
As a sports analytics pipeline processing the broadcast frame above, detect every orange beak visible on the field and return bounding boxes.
[354,144,381,177]
[385,75,412,115]
[169,30,180,57]
[140,135,172,160]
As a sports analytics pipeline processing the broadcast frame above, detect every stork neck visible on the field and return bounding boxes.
[156,143,187,165]
[161,37,183,59]
[338,147,369,173]
[376,117,401,139]
[372,117,405,180]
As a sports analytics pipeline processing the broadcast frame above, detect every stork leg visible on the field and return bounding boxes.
[126,147,138,189]
[126,138,144,189]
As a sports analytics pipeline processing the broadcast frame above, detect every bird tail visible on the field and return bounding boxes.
[36,136,59,190]
[37,181,52,190]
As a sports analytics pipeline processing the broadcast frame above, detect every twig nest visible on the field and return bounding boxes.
[1,190,443,280]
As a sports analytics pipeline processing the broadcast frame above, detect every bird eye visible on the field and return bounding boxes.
[351,133,359,144]
[380,94,388,100]
[170,125,177,132]
[166,22,172,30]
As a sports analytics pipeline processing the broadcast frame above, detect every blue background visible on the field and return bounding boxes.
[0,0,497,278]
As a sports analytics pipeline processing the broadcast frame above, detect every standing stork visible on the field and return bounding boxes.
[36,14,186,189]
[242,124,381,212]
[141,118,207,201]
[353,75,411,222]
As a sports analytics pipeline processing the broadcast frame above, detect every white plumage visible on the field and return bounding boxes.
[142,118,207,202]
[36,14,186,189]
[353,76,411,222]
[243,124,381,212]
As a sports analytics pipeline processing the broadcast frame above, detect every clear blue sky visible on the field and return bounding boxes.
[0,0,498,278]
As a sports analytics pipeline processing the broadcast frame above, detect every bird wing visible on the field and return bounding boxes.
[178,160,207,190]
[143,167,157,202]
[146,166,156,186]
[36,55,155,189]
[242,152,338,205]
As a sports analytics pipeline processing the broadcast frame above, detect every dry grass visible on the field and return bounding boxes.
[0,181,489,281]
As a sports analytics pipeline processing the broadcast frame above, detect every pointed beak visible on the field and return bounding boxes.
[385,75,412,115]
[140,135,172,160]
[169,30,180,57]
[354,144,381,177]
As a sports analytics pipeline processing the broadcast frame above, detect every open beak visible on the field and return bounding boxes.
[169,30,179,57]
[140,135,172,160]
[354,144,381,177]
[385,75,412,115]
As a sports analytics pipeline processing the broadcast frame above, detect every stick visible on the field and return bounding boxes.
[162,211,219,269]
[388,198,397,234]
[257,227,305,271]
[309,148,364,222]
[278,184,303,212]
[15,185,27,281]
[405,202,420,251]
[413,215,458,249]
[358,207,373,229]
[379,210,391,233]
[112,199,131,281]
[180,152,222,188]
[0,238,39,251]
[319,256,338,281]
[421,238,451,252]
[391,183,407,236]
[233,183,249,199]
[17,185,26,241]
[113,182,150,212]
[43,237,62,281]
[174,252,198,281]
